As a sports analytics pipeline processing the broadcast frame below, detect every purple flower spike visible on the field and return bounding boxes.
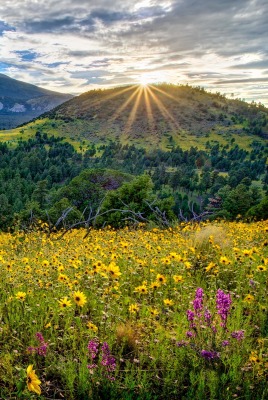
[193,288,204,314]
[231,330,245,341]
[200,350,220,360]
[204,308,212,326]
[216,289,232,328]
[88,339,99,360]
[186,309,195,321]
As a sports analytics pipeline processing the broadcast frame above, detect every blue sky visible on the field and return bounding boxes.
[0,0,268,105]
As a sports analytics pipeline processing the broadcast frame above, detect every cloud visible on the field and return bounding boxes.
[230,59,268,69]
[0,20,15,35]
[0,0,267,104]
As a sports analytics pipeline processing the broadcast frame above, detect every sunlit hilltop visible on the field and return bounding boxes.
[34,83,268,149]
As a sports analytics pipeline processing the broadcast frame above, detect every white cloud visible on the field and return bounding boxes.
[0,0,267,104]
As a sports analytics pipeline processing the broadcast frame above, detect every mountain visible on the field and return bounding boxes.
[0,73,73,129]
[38,83,268,149]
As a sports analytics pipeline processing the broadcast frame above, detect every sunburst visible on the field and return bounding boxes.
[104,83,180,140]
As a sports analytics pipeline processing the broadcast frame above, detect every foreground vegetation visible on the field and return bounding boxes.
[0,221,267,399]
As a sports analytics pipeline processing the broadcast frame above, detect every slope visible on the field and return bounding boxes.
[0,73,73,129]
[37,83,268,150]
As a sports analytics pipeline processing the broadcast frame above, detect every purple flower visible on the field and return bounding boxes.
[101,342,116,380]
[204,308,212,326]
[87,339,99,371]
[176,340,188,347]
[211,325,217,333]
[101,342,116,372]
[37,344,48,356]
[186,309,195,321]
[27,332,48,356]
[87,363,98,370]
[222,340,230,347]
[36,332,45,343]
[231,330,245,341]
[200,350,220,360]
[88,339,99,360]
[186,330,195,338]
[193,288,204,314]
[216,289,232,328]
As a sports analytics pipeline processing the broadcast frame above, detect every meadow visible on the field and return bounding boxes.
[0,221,267,399]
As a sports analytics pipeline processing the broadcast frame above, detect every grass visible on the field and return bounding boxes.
[0,117,265,153]
[0,220,267,399]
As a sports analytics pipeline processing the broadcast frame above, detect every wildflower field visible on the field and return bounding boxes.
[0,221,267,399]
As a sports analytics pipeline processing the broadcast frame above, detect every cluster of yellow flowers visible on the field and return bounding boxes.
[0,220,267,395]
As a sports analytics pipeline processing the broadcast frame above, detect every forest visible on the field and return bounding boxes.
[0,131,267,231]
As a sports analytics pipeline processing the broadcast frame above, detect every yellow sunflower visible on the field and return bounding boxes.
[244,294,254,303]
[73,291,87,307]
[156,274,166,284]
[15,291,26,301]
[87,321,98,332]
[58,297,72,309]
[26,365,41,395]
[163,298,174,306]
[129,303,140,313]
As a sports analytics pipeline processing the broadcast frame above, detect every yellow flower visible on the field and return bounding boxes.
[87,321,98,332]
[156,274,166,284]
[73,291,87,307]
[249,351,262,364]
[26,365,41,395]
[184,261,192,269]
[107,262,122,279]
[150,281,160,290]
[205,262,215,272]
[220,256,231,265]
[257,265,267,272]
[149,308,159,317]
[58,297,72,309]
[58,273,69,283]
[173,275,184,283]
[135,284,148,295]
[244,294,254,303]
[15,291,26,301]
[129,303,140,313]
[163,299,174,306]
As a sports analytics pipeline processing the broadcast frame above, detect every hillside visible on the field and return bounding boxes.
[0,73,73,129]
[0,84,267,231]
[37,83,268,149]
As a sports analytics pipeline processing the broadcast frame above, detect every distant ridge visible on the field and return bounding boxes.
[0,73,73,129]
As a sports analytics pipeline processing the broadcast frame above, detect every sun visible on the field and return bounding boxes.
[137,73,157,87]
[138,76,151,87]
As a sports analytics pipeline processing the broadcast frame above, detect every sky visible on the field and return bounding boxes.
[0,0,268,105]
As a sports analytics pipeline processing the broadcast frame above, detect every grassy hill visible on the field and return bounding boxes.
[30,83,268,149]
[1,83,267,152]
[0,73,73,129]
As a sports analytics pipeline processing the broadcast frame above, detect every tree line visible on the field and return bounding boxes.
[0,132,267,230]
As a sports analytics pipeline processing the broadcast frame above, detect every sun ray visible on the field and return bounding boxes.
[147,86,180,132]
[88,85,138,108]
[108,86,140,124]
[123,86,143,136]
[143,86,155,132]
[149,85,182,104]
